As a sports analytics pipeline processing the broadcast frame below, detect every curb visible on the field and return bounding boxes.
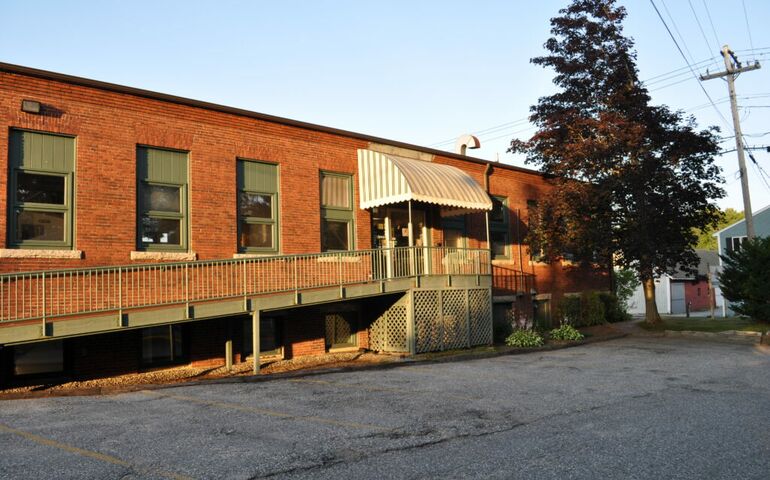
[663,329,766,345]
[0,331,629,400]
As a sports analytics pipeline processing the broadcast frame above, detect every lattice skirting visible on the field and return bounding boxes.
[369,294,410,352]
[414,288,492,354]
[368,288,492,354]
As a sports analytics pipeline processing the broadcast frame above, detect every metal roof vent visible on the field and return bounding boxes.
[455,134,480,155]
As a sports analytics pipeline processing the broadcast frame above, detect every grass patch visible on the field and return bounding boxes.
[640,316,770,333]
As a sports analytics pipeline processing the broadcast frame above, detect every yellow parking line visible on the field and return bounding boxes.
[141,390,390,431]
[0,422,193,480]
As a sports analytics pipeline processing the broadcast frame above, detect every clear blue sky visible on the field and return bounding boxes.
[2,0,769,212]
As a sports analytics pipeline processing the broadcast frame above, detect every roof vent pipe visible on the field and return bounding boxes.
[455,134,480,155]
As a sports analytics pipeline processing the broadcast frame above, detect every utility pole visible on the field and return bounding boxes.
[700,45,761,239]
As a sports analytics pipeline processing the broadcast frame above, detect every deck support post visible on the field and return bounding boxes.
[252,310,260,375]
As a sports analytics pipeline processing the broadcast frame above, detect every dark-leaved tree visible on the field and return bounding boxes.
[511,0,724,324]
[719,237,770,321]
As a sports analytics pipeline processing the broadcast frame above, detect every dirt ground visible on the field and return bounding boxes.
[0,351,400,397]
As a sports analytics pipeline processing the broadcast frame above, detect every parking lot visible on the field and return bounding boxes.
[1,335,769,479]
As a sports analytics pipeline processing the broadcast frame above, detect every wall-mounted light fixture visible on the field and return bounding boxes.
[21,99,41,114]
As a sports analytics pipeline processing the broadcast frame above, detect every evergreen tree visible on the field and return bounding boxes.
[511,0,724,324]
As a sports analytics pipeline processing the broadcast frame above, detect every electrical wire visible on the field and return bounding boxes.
[687,0,720,70]
[649,0,732,130]
[741,1,756,61]
[701,0,721,52]
[660,0,699,67]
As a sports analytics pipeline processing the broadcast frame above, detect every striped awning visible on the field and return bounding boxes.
[357,149,493,214]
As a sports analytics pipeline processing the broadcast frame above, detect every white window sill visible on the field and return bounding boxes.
[233,253,279,259]
[130,251,197,261]
[0,249,83,259]
[316,255,362,263]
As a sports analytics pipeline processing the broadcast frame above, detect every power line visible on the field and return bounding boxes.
[701,0,721,52]
[649,0,732,129]
[741,1,756,59]
[661,0,698,66]
[687,0,721,70]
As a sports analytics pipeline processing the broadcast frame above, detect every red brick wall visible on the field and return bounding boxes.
[0,69,609,300]
[0,71,371,272]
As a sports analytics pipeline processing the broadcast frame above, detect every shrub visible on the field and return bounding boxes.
[549,324,584,341]
[555,292,607,327]
[598,292,631,323]
[720,237,770,321]
[556,295,582,326]
[613,269,639,311]
[581,291,606,326]
[505,329,544,348]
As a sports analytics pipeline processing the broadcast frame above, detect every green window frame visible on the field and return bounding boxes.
[490,196,510,259]
[237,160,279,253]
[137,147,188,251]
[141,325,186,366]
[320,171,354,251]
[8,130,75,249]
[325,311,358,349]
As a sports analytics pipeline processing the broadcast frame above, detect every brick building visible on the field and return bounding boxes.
[0,63,609,386]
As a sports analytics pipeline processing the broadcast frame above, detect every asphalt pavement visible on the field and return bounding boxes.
[1,335,768,479]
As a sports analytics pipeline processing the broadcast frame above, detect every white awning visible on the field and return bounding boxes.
[357,149,493,214]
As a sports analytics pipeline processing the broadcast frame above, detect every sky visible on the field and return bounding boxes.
[1,0,769,213]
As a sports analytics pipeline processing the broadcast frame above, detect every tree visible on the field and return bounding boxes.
[693,208,743,250]
[719,237,770,321]
[511,0,724,325]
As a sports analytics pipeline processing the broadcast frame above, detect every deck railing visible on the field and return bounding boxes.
[0,246,491,324]
[491,264,536,295]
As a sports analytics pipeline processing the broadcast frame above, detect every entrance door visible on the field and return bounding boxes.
[670,282,686,314]
[387,207,428,276]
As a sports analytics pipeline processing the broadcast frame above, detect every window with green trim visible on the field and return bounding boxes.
[490,196,510,259]
[141,325,186,366]
[320,172,354,251]
[237,160,279,253]
[8,130,75,249]
[137,147,188,251]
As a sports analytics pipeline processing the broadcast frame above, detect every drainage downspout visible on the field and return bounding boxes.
[484,163,492,250]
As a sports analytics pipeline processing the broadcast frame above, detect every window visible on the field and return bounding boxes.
[8,130,74,248]
[442,216,466,249]
[13,341,64,376]
[242,316,284,357]
[320,172,354,251]
[490,196,510,259]
[137,147,188,250]
[726,236,747,252]
[325,311,358,349]
[141,325,185,366]
[238,160,279,253]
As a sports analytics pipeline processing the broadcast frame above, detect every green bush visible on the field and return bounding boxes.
[505,329,544,348]
[556,295,582,325]
[720,237,770,321]
[581,292,606,326]
[549,324,584,341]
[555,292,607,327]
[598,292,631,323]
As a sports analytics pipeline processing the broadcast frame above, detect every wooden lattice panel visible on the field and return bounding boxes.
[369,296,409,352]
[441,289,467,350]
[468,288,493,346]
[414,290,441,353]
